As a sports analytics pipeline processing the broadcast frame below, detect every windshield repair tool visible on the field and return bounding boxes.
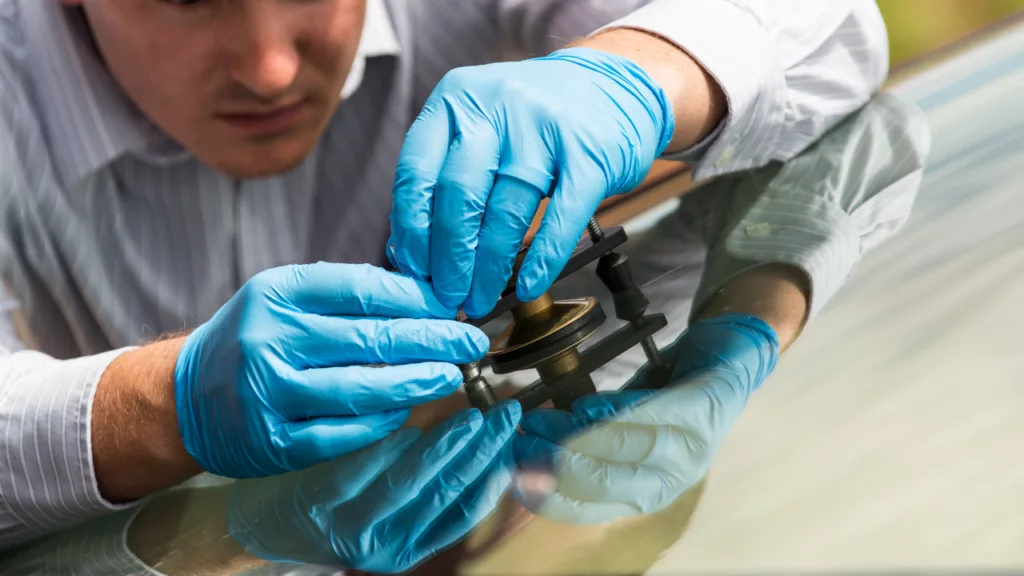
[461,218,674,412]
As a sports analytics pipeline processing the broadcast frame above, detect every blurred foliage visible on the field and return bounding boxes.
[878,0,1024,64]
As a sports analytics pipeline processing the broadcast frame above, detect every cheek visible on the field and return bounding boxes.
[86,8,219,120]
[301,3,365,84]
[121,45,219,129]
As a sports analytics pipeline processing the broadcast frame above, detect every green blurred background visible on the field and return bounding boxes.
[879,0,1024,64]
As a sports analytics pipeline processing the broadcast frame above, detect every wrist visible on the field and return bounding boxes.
[575,28,726,154]
[698,264,810,351]
[93,336,203,503]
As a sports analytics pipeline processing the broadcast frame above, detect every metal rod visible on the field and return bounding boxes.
[588,217,663,367]
[640,335,664,366]
[461,361,498,411]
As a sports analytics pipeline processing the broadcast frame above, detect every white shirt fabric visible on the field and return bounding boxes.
[0,0,889,551]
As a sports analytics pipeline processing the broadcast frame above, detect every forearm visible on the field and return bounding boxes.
[580,0,887,179]
[0,347,153,549]
[698,264,810,351]
[93,336,203,502]
[577,28,726,154]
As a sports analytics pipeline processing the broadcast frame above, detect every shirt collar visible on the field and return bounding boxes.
[21,0,159,187]
[343,0,401,98]
[21,0,401,187]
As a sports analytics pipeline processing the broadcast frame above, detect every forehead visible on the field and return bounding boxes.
[78,0,368,32]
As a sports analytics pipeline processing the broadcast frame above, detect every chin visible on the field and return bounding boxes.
[217,154,310,179]
[205,139,316,179]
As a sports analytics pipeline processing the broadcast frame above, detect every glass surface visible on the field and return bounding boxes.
[4,22,1024,576]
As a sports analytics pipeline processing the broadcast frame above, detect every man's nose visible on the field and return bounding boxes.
[229,16,301,98]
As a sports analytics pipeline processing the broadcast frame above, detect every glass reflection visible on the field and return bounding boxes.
[0,94,931,576]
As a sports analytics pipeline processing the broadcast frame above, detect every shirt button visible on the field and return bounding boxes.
[745,222,772,238]
[715,145,736,168]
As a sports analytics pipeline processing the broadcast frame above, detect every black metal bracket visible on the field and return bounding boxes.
[509,313,668,411]
[466,227,628,327]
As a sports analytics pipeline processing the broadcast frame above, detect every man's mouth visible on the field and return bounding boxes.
[216,100,308,135]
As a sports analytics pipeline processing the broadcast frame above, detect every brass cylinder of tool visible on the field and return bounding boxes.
[511,292,553,320]
[535,348,582,380]
[536,348,595,410]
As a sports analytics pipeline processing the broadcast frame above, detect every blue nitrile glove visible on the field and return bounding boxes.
[175,262,490,478]
[512,314,779,524]
[388,47,674,317]
[226,401,522,573]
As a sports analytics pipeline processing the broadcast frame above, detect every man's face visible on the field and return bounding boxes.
[65,0,366,178]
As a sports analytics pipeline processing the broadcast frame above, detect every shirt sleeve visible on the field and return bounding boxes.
[497,0,653,57]
[597,0,891,179]
[678,94,932,320]
[0,287,137,551]
[0,506,160,576]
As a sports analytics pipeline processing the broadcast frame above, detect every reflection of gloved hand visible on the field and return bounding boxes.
[228,401,522,573]
[387,48,674,317]
[513,314,779,524]
[175,262,490,478]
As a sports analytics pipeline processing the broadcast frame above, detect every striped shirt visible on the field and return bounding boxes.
[0,0,888,551]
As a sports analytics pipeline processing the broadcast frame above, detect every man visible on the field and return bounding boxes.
[0,0,888,564]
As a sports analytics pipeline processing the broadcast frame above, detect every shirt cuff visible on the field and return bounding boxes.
[665,119,724,165]
[0,347,138,542]
[691,185,862,322]
[597,0,788,179]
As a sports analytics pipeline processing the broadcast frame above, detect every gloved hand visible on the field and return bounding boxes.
[227,401,522,574]
[388,47,674,317]
[175,262,490,478]
[512,314,779,524]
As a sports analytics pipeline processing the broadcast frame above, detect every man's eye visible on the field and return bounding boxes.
[167,0,205,6]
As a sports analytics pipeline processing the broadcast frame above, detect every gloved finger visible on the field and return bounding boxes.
[405,438,515,570]
[292,316,489,368]
[574,385,735,467]
[514,434,666,506]
[519,404,686,465]
[513,432,557,473]
[531,417,659,464]
[671,315,780,384]
[602,377,744,432]
[569,390,657,425]
[514,483,640,525]
[513,392,652,453]
[518,408,590,444]
[386,240,400,270]
[387,400,521,549]
[516,169,605,301]
[346,408,484,522]
[520,403,655,461]
[462,175,546,318]
[389,95,453,280]
[281,363,465,419]
[554,449,685,511]
[274,410,410,473]
[267,262,456,319]
[429,126,502,309]
[296,427,422,509]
